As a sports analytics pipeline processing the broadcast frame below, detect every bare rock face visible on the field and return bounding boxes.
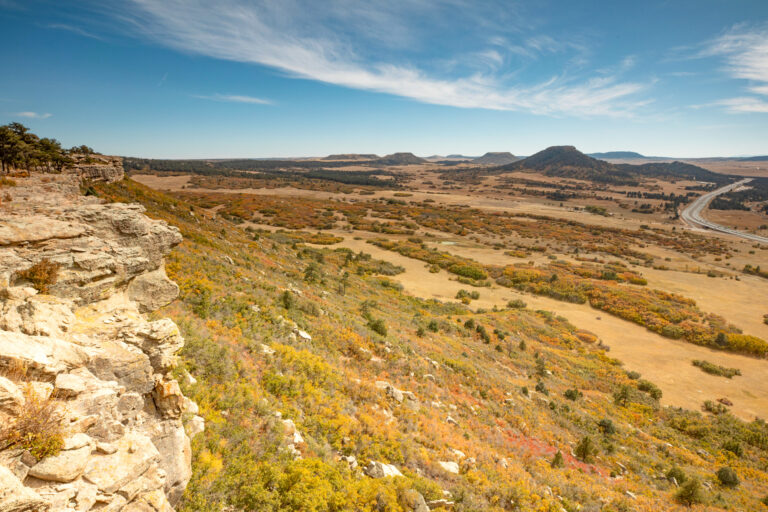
[0,174,200,511]
[71,154,125,183]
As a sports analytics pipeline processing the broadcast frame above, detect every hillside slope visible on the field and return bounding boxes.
[90,177,768,512]
[473,152,518,165]
[501,146,637,184]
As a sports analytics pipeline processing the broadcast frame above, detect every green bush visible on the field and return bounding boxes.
[507,299,526,309]
[448,263,487,280]
[598,418,616,435]
[721,440,743,457]
[692,359,741,378]
[716,467,739,488]
[564,388,582,401]
[575,435,597,462]
[675,477,705,506]
[666,466,687,484]
[637,379,662,400]
[368,318,388,336]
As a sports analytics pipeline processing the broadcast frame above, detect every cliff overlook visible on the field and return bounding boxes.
[0,171,200,511]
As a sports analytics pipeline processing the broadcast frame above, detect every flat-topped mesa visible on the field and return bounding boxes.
[0,172,200,511]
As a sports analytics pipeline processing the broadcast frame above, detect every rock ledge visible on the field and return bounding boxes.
[0,173,200,512]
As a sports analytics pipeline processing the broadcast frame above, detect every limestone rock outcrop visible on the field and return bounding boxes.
[0,173,200,511]
[71,154,125,183]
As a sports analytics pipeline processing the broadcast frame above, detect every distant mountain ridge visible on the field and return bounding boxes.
[323,153,379,160]
[499,145,727,184]
[501,145,635,183]
[473,152,518,165]
[375,152,427,165]
[588,151,645,159]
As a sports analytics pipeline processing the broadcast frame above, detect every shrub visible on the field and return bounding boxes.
[676,478,705,506]
[637,379,662,400]
[575,436,597,462]
[476,324,491,343]
[564,388,582,401]
[613,385,632,406]
[303,262,321,283]
[427,320,439,332]
[455,289,479,301]
[551,450,564,468]
[626,370,641,380]
[368,318,387,336]
[14,258,60,294]
[507,299,526,309]
[703,400,729,415]
[0,385,64,459]
[535,381,548,395]
[280,290,294,310]
[448,263,487,280]
[716,467,739,488]
[692,359,741,378]
[598,418,616,435]
[666,466,687,484]
[416,326,425,337]
[721,440,743,457]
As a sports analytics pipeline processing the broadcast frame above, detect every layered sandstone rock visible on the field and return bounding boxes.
[71,154,125,183]
[0,173,200,511]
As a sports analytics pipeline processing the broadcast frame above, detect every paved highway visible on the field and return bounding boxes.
[680,178,768,243]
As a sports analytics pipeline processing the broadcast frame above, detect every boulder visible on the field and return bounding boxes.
[122,318,184,373]
[186,415,205,439]
[437,461,460,474]
[61,433,92,451]
[152,378,185,419]
[0,331,88,378]
[364,461,403,478]
[0,465,49,511]
[0,375,23,415]
[400,489,429,512]
[126,267,179,313]
[28,445,92,482]
[82,432,160,494]
[87,341,153,394]
[54,372,89,398]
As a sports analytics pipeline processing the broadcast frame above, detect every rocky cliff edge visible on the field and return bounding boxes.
[0,172,201,511]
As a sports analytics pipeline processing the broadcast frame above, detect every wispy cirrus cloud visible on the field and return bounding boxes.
[712,97,768,113]
[95,0,647,117]
[46,23,104,40]
[13,111,52,119]
[192,93,272,105]
[701,23,768,113]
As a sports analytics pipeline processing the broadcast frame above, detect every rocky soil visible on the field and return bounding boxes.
[0,172,201,511]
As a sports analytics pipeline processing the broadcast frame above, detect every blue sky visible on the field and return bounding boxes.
[1,0,767,158]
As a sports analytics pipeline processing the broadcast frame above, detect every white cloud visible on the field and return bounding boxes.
[106,0,646,117]
[193,93,272,105]
[46,23,103,40]
[702,24,768,113]
[13,112,52,119]
[704,24,768,83]
[714,97,768,114]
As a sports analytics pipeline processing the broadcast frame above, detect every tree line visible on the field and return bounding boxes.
[0,122,96,174]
